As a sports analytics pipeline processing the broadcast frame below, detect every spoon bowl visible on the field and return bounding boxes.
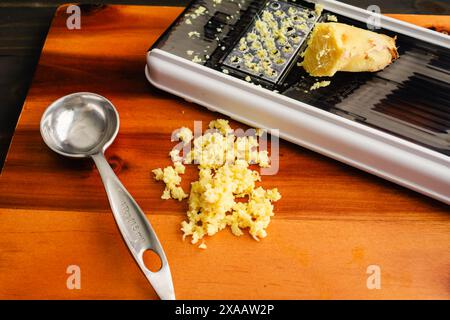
[40,92,119,158]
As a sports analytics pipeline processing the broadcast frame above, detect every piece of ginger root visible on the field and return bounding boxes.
[302,22,398,77]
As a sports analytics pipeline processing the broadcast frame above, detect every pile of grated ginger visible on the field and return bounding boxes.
[152,119,281,249]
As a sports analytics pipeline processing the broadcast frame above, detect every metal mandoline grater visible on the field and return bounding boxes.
[146,0,450,204]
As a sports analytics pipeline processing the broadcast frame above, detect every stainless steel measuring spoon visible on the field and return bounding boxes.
[40,92,175,300]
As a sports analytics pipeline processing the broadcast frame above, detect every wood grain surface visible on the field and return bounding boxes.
[0,5,449,300]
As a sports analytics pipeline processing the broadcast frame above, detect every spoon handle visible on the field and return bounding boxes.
[92,153,175,300]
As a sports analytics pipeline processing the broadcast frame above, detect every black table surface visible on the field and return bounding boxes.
[0,0,449,172]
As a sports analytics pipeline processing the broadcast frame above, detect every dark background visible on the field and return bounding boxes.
[0,0,449,170]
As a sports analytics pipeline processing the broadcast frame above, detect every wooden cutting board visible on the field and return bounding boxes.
[0,5,449,300]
